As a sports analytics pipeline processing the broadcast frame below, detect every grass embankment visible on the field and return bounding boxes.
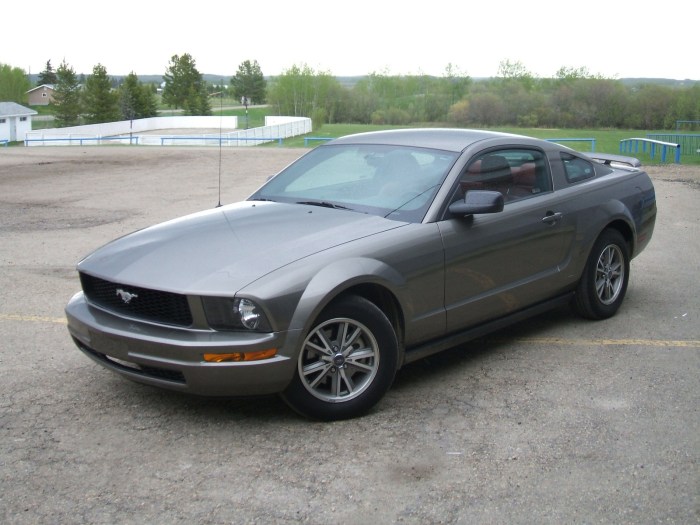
[275,124,698,166]
[218,107,695,165]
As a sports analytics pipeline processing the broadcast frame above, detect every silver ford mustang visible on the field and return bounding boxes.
[65,129,657,420]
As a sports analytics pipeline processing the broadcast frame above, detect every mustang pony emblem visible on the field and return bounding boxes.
[115,288,138,304]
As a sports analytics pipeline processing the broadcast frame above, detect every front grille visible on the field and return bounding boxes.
[80,273,193,327]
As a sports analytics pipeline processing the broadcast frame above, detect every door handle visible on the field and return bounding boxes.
[542,211,563,225]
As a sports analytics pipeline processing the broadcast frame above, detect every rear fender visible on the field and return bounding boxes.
[572,199,636,278]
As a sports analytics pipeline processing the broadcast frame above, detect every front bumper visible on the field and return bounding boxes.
[65,292,299,396]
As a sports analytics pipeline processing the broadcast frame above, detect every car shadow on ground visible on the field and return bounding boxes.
[72,305,581,422]
[391,305,579,392]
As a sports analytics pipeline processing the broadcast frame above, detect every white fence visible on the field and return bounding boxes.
[24,116,312,147]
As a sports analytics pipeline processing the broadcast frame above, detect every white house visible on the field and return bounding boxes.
[0,102,38,143]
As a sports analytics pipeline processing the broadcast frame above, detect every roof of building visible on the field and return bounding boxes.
[0,102,38,117]
[26,84,55,93]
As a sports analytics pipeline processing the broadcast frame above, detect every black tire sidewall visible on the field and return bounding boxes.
[281,295,398,421]
[575,229,630,320]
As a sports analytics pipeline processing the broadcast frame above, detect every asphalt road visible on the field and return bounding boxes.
[0,147,698,524]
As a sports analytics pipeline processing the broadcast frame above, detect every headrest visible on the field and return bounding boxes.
[481,155,510,174]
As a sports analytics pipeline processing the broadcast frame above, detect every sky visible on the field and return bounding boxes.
[4,0,697,81]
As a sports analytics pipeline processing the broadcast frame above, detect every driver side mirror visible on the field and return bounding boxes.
[449,190,504,216]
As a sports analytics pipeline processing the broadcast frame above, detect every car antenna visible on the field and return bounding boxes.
[216,80,223,208]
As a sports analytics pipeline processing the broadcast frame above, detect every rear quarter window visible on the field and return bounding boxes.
[561,153,595,183]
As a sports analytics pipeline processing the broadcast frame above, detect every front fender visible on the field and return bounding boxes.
[288,257,405,334]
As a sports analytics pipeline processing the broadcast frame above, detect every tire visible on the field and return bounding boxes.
[281,295,398,421]
[574,229,630,320]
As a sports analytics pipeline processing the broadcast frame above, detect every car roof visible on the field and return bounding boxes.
[327,128,530,153]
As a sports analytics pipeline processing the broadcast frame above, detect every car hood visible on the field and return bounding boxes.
[78,201,405,295]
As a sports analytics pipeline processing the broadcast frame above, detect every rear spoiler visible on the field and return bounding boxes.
[583,152,642,168]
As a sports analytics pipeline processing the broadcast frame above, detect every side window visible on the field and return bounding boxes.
[561,153,595,183]
[457,148,552,203]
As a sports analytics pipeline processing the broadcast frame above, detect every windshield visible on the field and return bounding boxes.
[249,144,459,222]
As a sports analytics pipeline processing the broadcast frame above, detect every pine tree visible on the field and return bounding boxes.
[83,64,120,124]
[53,60,82,127]
[231,60,267,105]
[119,73,158,120]
[37,60,58,86]
[162,53,210,115]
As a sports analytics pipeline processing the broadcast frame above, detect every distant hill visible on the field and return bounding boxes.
[26,73,697,89]
[618,78,698,88]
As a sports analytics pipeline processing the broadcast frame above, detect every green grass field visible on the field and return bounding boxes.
[216,105,695,165]
[275,124,698,165]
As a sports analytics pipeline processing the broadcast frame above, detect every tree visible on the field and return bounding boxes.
[341,81,378,124]
[267,64,343,124]
[671,84,700,129]
[118,72,158,120]
[442,63,472,105]
[53,60,82,127]
[231,59,266,104]
[0,63,30,104]
[497,59,536,91]
[467,91,507,126]
[82,64,120,124]
[162,53,211,115]
[37,60,58,86]
[631,84,675,129]
[447,99,470,125]
[268,64,317,116]
[556,65,596,81]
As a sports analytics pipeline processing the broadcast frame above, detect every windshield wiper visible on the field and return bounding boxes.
[296,200,353,211]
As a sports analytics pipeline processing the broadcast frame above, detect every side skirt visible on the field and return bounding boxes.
[402,292,574,366]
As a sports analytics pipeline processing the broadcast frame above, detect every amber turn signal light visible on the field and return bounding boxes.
[203,349,277,363]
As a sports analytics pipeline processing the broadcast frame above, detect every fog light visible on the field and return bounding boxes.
[203,349,277,363]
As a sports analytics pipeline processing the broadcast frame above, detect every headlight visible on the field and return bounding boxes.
[202,297,272,332]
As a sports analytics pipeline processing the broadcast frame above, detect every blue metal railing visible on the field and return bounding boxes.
[159,136,284,146]
[545,138,596,152]
[675,120,700,131]
[303,137,334,146]
[647,134,700,157]
[24,136,140,146]
[620,138,681,163]
[23,136,287,146]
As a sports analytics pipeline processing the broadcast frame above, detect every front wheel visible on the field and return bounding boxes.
[281,295,398,421]
[574,229,630,320]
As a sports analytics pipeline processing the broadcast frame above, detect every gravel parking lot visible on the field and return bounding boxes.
[1,146,698,524]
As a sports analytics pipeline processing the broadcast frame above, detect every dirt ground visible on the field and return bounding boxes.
[1,145,698,239]
[0,145,698,524]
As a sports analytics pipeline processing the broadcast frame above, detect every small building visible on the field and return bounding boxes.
[0,102,38,143]
[26,84,55,106]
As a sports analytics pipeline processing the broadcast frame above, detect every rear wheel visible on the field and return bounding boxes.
[281,295,398,421]
[574,229,630,320]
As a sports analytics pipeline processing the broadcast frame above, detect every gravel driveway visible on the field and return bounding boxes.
[0,146,698,524]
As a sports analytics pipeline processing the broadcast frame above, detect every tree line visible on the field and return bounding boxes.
[268,61,700,130]
[2,57,699,130]
[0,55,266,127]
